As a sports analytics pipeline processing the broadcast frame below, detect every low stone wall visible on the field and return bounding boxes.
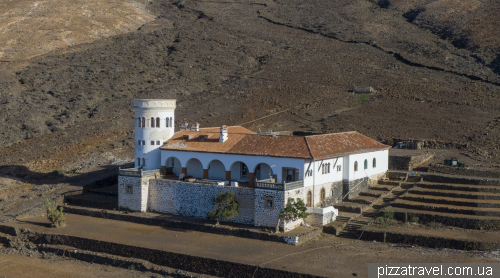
[358,228,500,251]
[429,164,500,179]
[20,229,322,277]
[392,210,500,230]
[305,207,337,227]
[422,173,500,186]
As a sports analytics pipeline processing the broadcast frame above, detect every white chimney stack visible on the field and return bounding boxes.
[219,125,228,143]
[179,122,189,131]
[190,122,200,132]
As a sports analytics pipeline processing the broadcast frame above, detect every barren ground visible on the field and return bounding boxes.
[0,0,499,276]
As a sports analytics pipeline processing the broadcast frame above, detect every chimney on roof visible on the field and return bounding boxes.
[190,122,200,132]
[219,125,228,143]
[179,122,188,131]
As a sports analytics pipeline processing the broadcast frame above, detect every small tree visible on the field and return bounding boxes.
[208,192,239,225]
[280,198,309,221]
[45,198,66,227]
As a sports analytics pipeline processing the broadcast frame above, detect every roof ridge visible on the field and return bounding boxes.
[304,136,314,160]
[305,131,357,138]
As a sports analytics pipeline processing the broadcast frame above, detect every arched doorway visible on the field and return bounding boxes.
[165,157,182,176]
[186,158,203,179]
[208,160,226,180]
[230,161,249,182]
[254,163,273,181]
[306,191,312,207]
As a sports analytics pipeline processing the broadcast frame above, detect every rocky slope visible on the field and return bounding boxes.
[0,0,499,178]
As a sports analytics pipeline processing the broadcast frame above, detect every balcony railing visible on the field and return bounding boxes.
[255,179,304,191]
[119,167,160,178]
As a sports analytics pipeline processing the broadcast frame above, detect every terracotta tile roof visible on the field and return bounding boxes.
[305,131,391,160]
[161,127,389,160]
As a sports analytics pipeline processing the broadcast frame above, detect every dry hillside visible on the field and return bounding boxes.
[0,0,499,178]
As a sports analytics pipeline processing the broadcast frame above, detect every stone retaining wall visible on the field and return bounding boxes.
[392,210,500,230]
[148,179,256,225]
[421,173,500,186]
[19,229,322,278]
[429,164,500,179]
[358,228,500,251]
[389,153,433,171]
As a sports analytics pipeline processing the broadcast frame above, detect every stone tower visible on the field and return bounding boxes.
[133,99,176,170]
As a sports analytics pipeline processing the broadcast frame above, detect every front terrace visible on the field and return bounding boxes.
[120,155,304,190]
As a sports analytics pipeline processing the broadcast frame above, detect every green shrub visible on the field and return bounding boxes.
[51,169,65,175]
[383,210,395,219]
[379,217,389,228]
[357,94,370,103]
[208,192,239,225]
[45,198,66,227]
[280,198,309,221]
[411,216,419,223]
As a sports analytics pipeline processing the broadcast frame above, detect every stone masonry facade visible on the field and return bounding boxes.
[148,179,255,224]
[119,176,339,231]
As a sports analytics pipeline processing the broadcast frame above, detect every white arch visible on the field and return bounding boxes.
[254,163,273,180]
[208,160,226,180]
[229,161,249,182]
[186,158,203,179]
[165,156,182,175]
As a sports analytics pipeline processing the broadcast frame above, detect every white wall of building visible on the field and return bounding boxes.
[303,157,344,187]
[345,149,389,181]
[161,150,305,183]
[134,99,176,170]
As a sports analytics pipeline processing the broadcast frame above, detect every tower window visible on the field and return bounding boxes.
[141,117,145,128]
[170,117,173,127]
[138,117,141,127]
[141,140,145,145]
[354,161,358,171]
[156,117,160,128]
[137,140,141,145]
[166,118,169,127]
[364,159,368,170]
[151,141,155,145]
[142,158,145,166]
[156,141,160,145]
[137,158,141,166]
[151,117,155,128]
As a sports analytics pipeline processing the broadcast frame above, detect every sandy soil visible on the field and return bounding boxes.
[0,0,155,60]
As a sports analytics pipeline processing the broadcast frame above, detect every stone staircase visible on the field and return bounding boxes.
[328,174,410,238]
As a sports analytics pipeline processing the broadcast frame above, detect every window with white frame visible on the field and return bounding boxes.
[156,141,160,145]
[151,141,155,145]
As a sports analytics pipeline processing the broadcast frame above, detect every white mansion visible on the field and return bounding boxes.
[118,99,390,231]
